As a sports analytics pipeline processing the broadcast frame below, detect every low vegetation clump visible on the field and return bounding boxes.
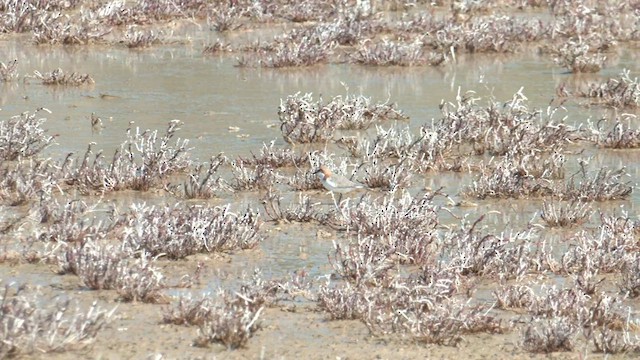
[122,203,264,259]
[521,317,577,353]
[539,200,592,227]
[236,141,306,168]
[0,108,55,161]
[62,120,191,193]
[31,68,94,85]
[620,258,640,299]
[465,155,630,201]
[561,167,632,202]
[0,159,59,206]
[31,198,115,243]
[595,117,640,149]
[551,39,607,73]
[0,59,18,82]
[162,271,291,349]
[121,27,163,48]
[194,290,264,349]
[568,70,640,108]
[228,161,278,191]
[351,39,436,66]
[262,191,331,224]
[56,242,165,303]
[0,282,115,358]
[319,219,507,344]
[202,39,232,54]
[175,154,227,199]
[278,92,406,144]
[238,38,334,68]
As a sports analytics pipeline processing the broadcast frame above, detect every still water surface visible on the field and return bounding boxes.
[1,37,639,282]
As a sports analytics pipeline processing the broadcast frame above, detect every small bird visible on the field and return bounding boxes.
[314,165,364,193]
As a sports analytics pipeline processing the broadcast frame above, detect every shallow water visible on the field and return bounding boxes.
[3,39,637,161]
[1,36,640,283]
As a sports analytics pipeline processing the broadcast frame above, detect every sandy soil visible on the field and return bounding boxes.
[2,252,625,360]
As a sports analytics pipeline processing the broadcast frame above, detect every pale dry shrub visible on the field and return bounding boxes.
[236,141,305,168]
[262,191,324,224]
[442,217,537,279]
[595,115,640,148]
[390,299,503,346]
[208,4,243,32]
[429,14,545,54]
[561,70,640,108]
[317,281,374,320]
[561,167,632,201]
[33,68,94,86]
[62,120,191,193]
[338,192,440,265]
[278,92,405,143]
[521,317,577,353]
[0,1,46,32]
[0,59,18,82]
[237,38,333,68]
[552,39,606,73]
[591,326,640,354]
[339,125,417,160]
[319,274,501,346]
[229,162,277,191]
[0,282,115,358]
[202,39,232,54]
[0,159,59,206]
[163,295,216,326]
[31,13,111,45]
[92,0,205,25]
[192,279,269,349]
[352,38,431,66]
[361,160,412,191]
[549,1,635,44]
[540,200,593,227]
[278,93,337,143]
[494,284,536,310]
[30,198,115,243]
[562,213,638,274]
[274,0,338,22]
[122,27,162,48]
[56,241,165,303]
[619,256,640,298]
[329,234,396,286]
[464,156,554,199]
[122,203,263,259]
[286,167,326,192]
[435,89,574,157]
[178,154,226,199]
[0,108,55,160]
[163,269,299,345]
[195,295,263,349]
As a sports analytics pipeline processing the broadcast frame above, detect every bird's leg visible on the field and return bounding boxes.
[330,191,340,212]
[330,192,352,223]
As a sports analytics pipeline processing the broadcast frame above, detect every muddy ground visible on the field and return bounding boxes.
[1,1,640,359]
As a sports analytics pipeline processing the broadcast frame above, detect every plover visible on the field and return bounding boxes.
[314,165,364,193]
